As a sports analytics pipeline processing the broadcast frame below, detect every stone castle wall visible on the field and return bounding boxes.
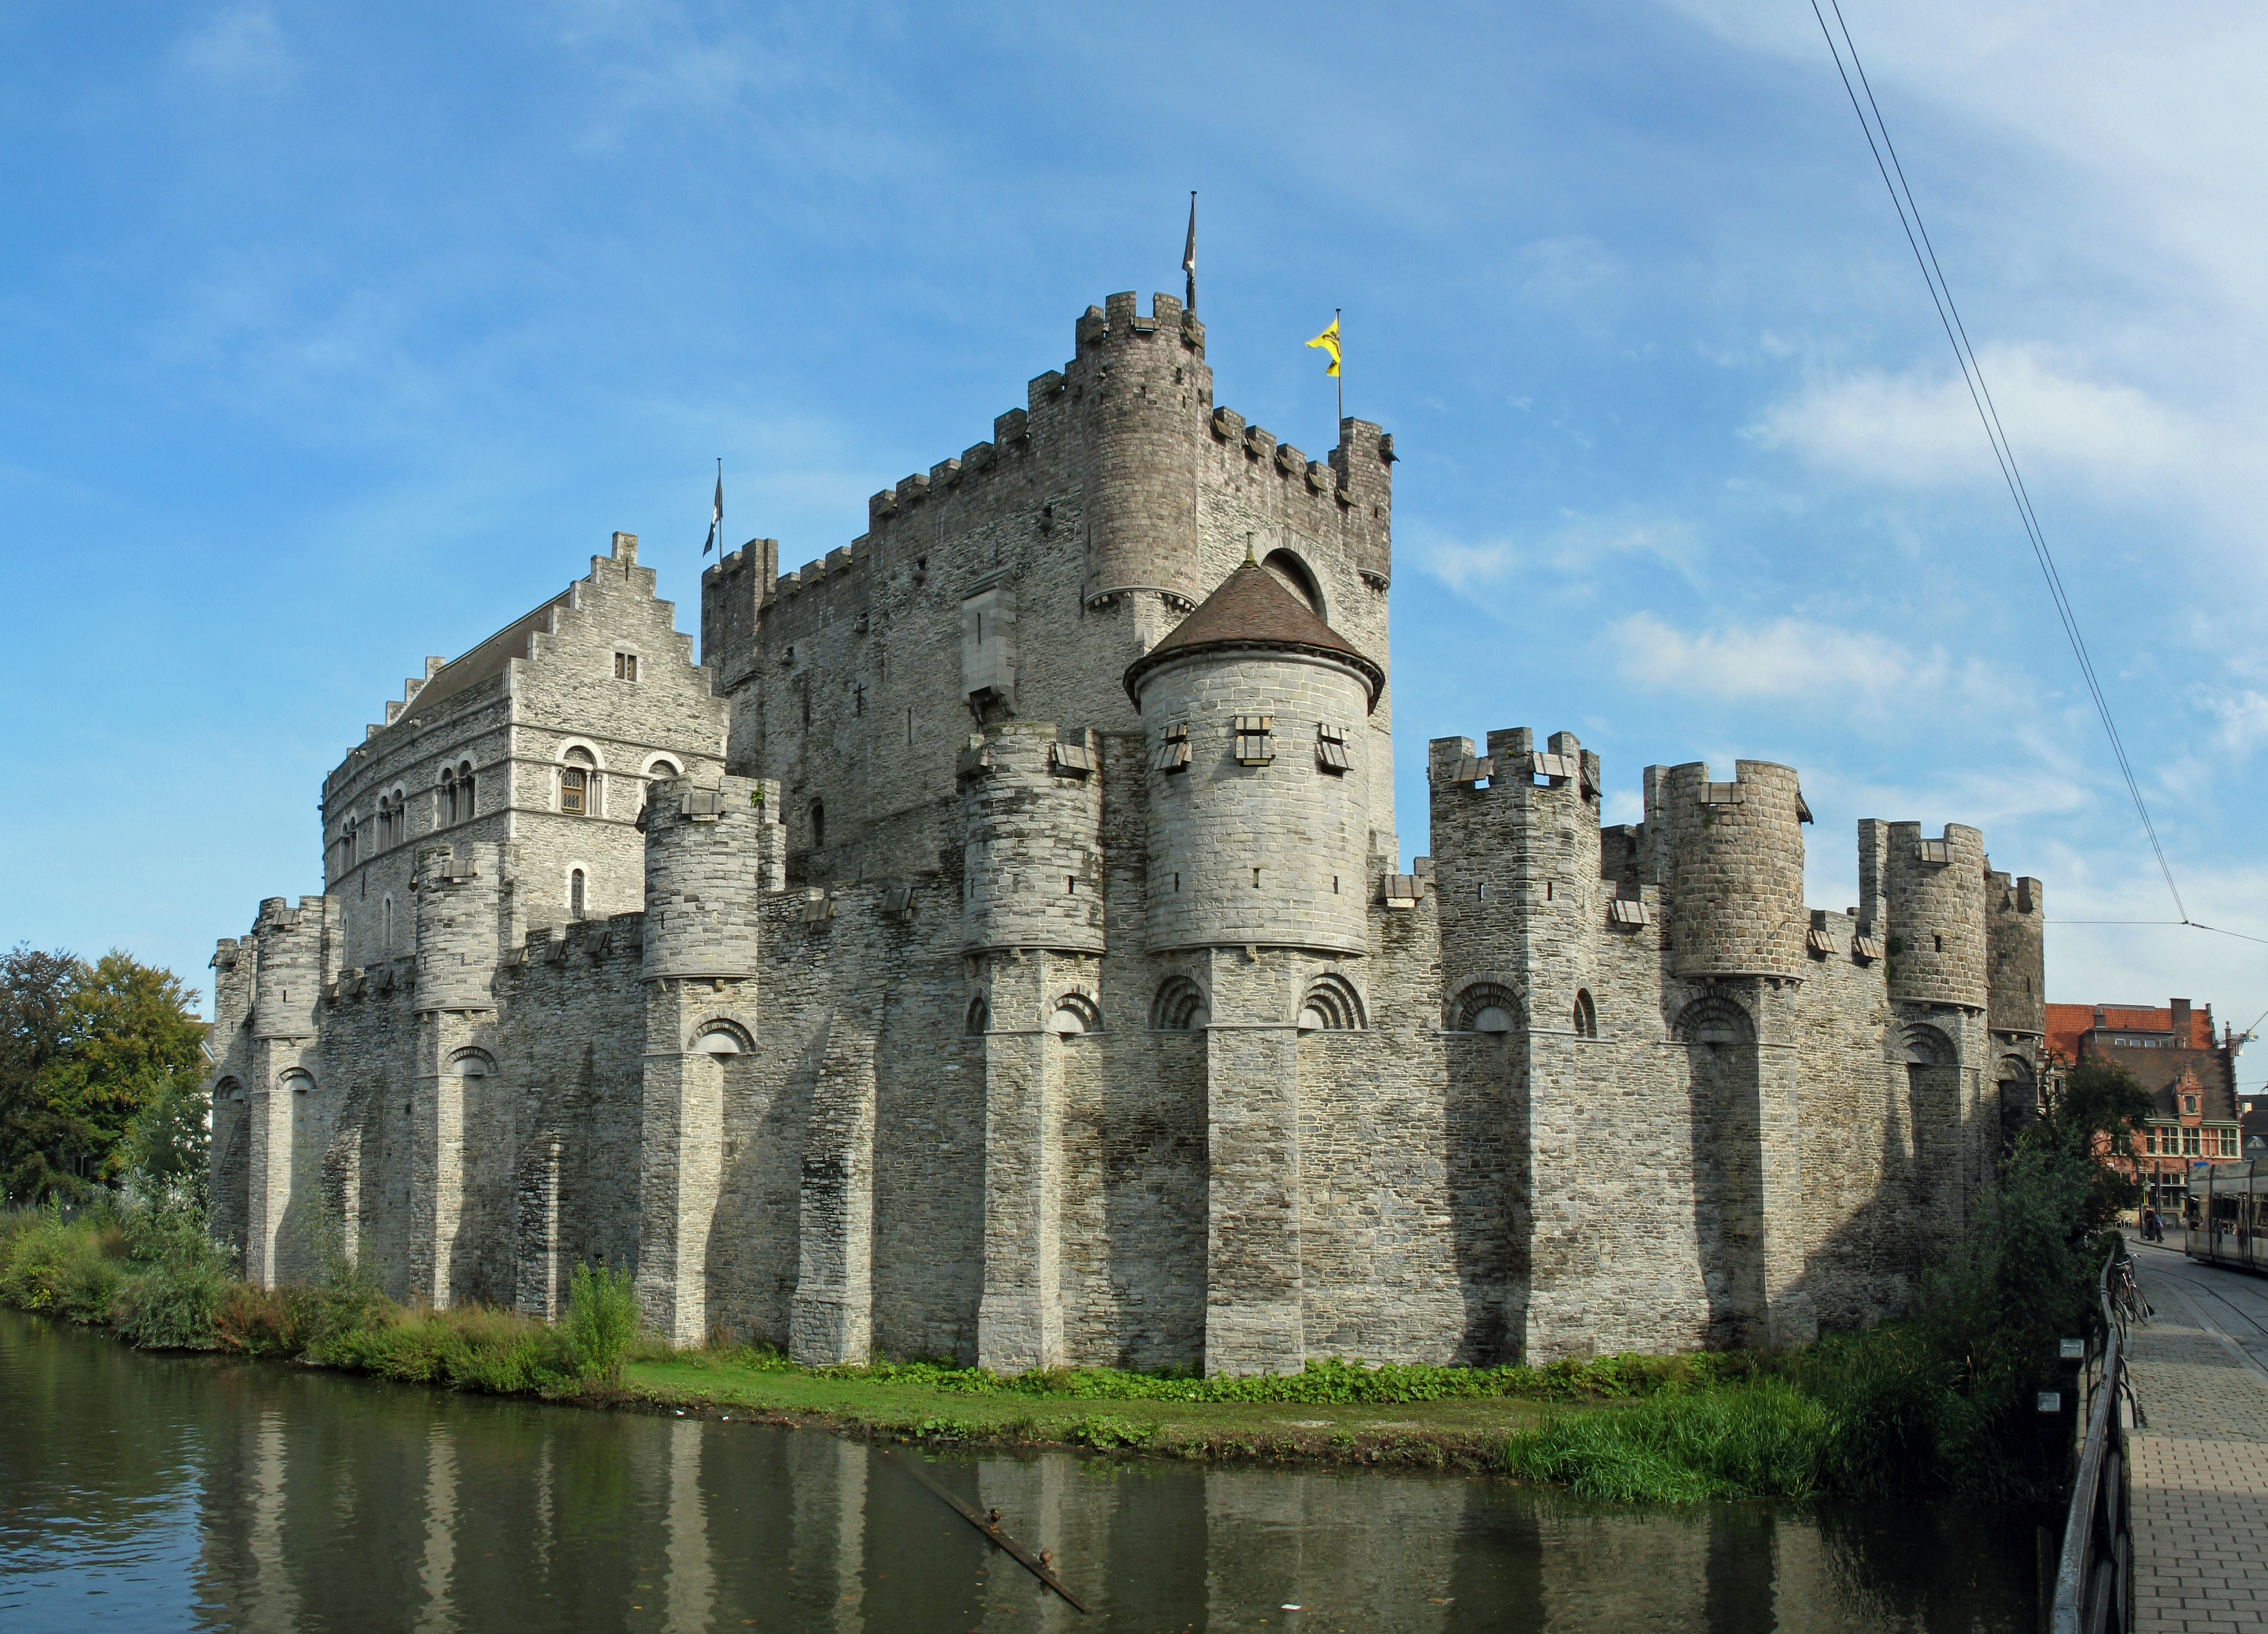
[204,287,2047,1373]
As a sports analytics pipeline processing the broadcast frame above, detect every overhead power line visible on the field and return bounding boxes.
[1807,1,2190,924]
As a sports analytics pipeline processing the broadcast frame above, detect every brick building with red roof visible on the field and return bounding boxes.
[2045,997,2249,1211]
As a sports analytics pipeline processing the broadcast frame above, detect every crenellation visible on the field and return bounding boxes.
[207,278,2039,1373]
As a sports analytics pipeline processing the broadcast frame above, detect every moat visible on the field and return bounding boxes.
[1,1311,2035,1632]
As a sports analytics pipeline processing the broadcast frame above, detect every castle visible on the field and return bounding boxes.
[204,287,2048,1373]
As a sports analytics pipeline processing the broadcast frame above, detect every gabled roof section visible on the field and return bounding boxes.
[1122,560,1384,709]
[404,590,574,714]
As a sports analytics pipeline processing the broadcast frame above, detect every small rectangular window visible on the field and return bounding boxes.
[615,652,638,681]
[1235,715,1274,766]
[1919,838,1951,864]
[1317,722,1351,775]
[1156,721,1193,774]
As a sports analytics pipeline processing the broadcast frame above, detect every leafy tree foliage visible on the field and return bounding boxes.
[0,945,207,1203]
[2041,1054,2157,1227]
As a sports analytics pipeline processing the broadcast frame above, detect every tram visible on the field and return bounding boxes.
[2183,1159,2267,1273]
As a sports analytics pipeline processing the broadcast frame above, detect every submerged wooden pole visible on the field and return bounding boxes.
[880,1449,1089,1613]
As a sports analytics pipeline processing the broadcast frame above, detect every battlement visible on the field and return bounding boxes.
[1069,291,1206,361]
[1986,868,2044,914]
[1426,728,1601,805]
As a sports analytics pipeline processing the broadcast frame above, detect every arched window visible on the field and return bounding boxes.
[1297,972,1365,1032]
[964,993,990,1035]
[690,1019,751,1056]
[1046,992,1103,1036]
[560,747,596,817]
[1572,989,1597,1038]
[376,795,392,849]
[441,767,458,824]
[457,762,475,821]
[342,817,357,868]
[809,799,826,849]
[570,869,586,920]
[1262,549,1324,618]
[381,895,394,952]
[1451,980,1522,1034]
[1150,976,1209,1031]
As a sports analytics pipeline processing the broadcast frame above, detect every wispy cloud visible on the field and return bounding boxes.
[1412,510,1702,600]
[178,5,296,91]
[1744,346,2196,494]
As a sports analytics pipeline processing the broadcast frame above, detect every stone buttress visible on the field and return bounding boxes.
[635,777,770,1347]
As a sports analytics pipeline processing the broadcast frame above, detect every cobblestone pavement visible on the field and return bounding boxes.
[2124,1243,2268,1632]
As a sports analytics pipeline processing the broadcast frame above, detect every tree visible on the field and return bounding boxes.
[0,947,207,1203]
[1,945,91,1203]
[2037,1054,2155,1230]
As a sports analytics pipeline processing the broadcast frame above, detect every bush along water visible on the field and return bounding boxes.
[0,1184,643,1394]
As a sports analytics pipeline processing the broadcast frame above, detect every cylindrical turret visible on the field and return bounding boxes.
[641,775,768,979]
[412,842,503,1011]
[252,897,325,1039]
[1884,823,1988,1008]
[959,724,1105,955]
[1074,291,1211,609]
[1987,870,2046,1035]
[1661,761,1806,980]
[1135,645,1375,957]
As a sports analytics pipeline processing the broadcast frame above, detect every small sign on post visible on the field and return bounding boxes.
[2059,1338,2085,1362]
[2036,1390,2063,1414]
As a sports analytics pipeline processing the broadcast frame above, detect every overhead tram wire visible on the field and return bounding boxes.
[1808,1,2191,927]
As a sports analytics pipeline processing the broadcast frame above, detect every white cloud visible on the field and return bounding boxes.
[1744,346,2196,493]
[2200,688,2268,758]
[179,6,295,90]
[1614,610,1943,705]
[1411,510,1700,599]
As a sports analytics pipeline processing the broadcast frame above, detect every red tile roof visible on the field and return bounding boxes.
[2044,1000,2215,1063]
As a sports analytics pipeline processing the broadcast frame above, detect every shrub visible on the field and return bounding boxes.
[1505,1378,1831,1504]
[564,1263,640,1382]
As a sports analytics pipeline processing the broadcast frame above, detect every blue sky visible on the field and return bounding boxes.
[5,2,2265,1074]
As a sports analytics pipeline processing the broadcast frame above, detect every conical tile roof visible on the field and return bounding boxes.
[1122,560,1384,710]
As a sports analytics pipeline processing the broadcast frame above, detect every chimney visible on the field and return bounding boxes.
[2171,998,2192,1046]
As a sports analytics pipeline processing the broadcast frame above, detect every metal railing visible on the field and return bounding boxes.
[2051,1246,2144,1634]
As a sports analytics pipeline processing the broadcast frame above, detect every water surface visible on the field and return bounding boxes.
[0,1310,2033,1632]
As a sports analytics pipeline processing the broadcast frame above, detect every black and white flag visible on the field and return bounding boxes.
[702,467,722,555]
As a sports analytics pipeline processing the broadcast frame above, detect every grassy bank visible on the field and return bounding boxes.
[2,1092,2125,1505]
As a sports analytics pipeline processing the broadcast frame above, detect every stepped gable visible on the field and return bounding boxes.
[1122,559,1384,709]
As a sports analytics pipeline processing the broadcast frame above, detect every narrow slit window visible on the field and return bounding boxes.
[570,869,586,919]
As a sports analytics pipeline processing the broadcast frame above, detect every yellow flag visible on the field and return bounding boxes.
[1305,316,1340,378]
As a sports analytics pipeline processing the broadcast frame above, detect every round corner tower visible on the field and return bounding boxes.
[1883,823,1988,1009]
[1662,761,1805,980]
[1126,560,1381,957]
[1070,290,1212,612]
[640,775,766,980]
[412,842,504,1013]
[959,724,1106,957]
